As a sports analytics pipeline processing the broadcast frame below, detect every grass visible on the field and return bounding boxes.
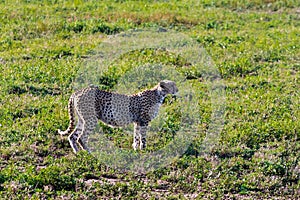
[0,0,299,199]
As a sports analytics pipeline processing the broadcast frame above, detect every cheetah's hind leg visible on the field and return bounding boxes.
[57,117,84,153]
[77,116,98,153]
[67,124,82,154]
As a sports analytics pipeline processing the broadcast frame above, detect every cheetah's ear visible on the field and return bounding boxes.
[159,80,168,89]
[159,81,166,89]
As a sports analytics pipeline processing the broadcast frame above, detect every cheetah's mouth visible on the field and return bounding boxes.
[171,93,180,101]
[163,93,179,104]
[172,90,180,97]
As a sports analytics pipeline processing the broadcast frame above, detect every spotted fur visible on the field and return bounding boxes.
[58,80,178,153]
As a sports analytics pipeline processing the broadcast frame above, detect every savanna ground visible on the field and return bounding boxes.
[0,0,299,199]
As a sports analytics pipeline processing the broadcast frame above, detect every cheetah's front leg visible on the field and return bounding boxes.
[133,122,148,150]
[139,125,148,150]
[132,123,139,150]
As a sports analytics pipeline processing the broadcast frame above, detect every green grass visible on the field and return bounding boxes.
[0,0,299,199]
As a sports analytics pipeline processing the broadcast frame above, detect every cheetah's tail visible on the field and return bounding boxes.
[58,95,76,136]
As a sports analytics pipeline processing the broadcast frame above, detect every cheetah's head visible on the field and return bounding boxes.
[158,80,178,96]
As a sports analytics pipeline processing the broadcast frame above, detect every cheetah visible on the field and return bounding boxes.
[58,80,178,153]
